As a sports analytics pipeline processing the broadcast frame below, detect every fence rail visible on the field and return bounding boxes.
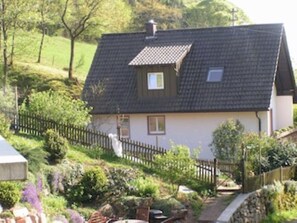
[16,112,216,185]
[243,165,297,193]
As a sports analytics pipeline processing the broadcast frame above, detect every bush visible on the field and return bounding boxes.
[66,167,107,204]
[0,113,11,138]
[20,90,91,126]
[154,143,196,193]
[0,182,21,209]
[44,129,69,164]
[105,168,138,199]
[210,119,244,162]
[129,177,159,198]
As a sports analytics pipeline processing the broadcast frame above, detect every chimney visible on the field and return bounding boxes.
[145,19,157,37]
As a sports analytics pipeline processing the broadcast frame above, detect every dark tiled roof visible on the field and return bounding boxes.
[83,24,295,114]
[129,43,192,66]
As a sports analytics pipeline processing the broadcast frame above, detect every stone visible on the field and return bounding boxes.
[29,214,39,223]
[12,208,29,218]
[38,213,47,223]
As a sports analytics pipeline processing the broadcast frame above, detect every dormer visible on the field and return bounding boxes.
[129,42,192,98]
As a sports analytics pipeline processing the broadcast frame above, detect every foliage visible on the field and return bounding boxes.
[154,143,196,192]
[22,182,43,213]
[183,0,250,28]
[129,177,159,198]
[0,113,11,139]
[261,181,297,222]
[243,133,297,174]
[47,160,84,194]
[42,194,68,217]
[9,134,48,173]
[44,129,69,164]
[20,90,92,126]
[0,87,16,116]
[176,192,203,218]
[294,104,297,126]
[105,168,138,200]
[210,119,244,162]
[131,0,182,31]
[66,167,107,204]
[0,182,21,209]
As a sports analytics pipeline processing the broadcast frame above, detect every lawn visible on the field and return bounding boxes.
[12,30,97,80]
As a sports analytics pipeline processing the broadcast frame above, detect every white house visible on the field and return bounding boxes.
[83,22,296,159]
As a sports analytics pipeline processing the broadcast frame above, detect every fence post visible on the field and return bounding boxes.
[241,158,246,193]
[280,166,283,183]
[214,158,217,194]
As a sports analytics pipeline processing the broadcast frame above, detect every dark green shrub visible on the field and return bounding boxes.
[0,182,21,209]
[129,177,159,198]
[66,167,107,204]
[0,113,11,138]
[44,129,69,164]
[105,168,138,199]
[210,119,244,162]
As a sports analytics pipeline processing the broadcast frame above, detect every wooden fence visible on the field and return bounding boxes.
[16,112,217,185]
[243,165,297,193]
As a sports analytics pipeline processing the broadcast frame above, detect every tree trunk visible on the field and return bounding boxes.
[68,36,75,80]
[9,20,16,66]
[37,25,45,63]
[1,0,8,92]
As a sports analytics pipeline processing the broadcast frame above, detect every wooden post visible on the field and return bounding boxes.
[214,158,217,194]
[242,158,246,193]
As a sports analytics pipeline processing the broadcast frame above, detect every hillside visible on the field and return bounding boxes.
[12,31,97,80]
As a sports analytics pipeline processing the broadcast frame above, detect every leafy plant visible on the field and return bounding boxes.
[66,167,107,204]
[154,143,196,194]
[0,182,21,209]
[210,119,244,162]
[129,177,159,198]
[0,113,11,138]
[44,129,69,164]
[22,183,43,213]
[20,90,91,126]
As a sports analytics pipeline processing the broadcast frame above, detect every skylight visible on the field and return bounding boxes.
[207,68,224,82]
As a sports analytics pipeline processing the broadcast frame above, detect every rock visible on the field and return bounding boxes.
[98,204,116,218]
[38,213,47,223]
[12,208,29,219]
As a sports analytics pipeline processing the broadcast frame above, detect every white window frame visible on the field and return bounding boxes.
[148,116,165,135]
[207,68,224,82]
[147,72,164,90]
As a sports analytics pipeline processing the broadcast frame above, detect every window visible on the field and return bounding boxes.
[147,72,164,90]
[118,115,130,138]
[207,68,223,82]
[148,116,165,134]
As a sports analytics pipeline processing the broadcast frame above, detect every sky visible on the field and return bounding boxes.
[229,0,297,67]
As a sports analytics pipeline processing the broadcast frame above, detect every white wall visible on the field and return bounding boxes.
[92,111,269,160]
[270,85,293,130]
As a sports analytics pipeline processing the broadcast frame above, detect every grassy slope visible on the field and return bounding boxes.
[13,30,97,80]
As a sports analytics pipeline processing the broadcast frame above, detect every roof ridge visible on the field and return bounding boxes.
[101,23,284,38]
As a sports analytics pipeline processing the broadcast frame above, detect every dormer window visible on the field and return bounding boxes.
[207,68,224,82]
[148,72,164,90]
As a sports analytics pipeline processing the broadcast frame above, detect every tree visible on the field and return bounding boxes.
[154,143,197,194]
[131,0,182,31]
[183,0,250,28]
[20,90,92,126]
[210,119,245,162]
[0,0,9,91]
[37,0,59,63]
[59,0,103,79]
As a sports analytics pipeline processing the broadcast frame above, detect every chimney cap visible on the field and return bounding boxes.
[147,19,156,24]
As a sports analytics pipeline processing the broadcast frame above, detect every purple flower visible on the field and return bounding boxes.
[22,183,43,213]
[68,209,85,223]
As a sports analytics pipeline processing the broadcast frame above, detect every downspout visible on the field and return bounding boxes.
[255,111,262,137]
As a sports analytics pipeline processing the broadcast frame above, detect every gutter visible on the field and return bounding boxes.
[255,111,262,137]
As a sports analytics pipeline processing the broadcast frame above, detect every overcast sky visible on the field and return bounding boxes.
[229,0,297,67]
